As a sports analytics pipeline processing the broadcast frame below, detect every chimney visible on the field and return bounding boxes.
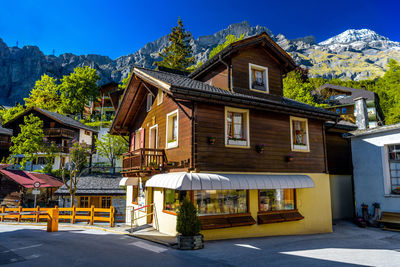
[354,97,369,130]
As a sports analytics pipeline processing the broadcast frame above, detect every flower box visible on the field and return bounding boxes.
[293,144,308,151]
[227,139,247,146]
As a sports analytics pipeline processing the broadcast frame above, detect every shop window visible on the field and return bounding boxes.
[388,144,400,194]
[249,63,269,93]
[79,196,89,208]
[157,89,163,105]
[225,107,250,147]
[259,189,295,212]
[290,116,310,152]
[132,186,139,204]
[194,190,248,216]
[101,196,112,208]
[166,109,178,149]
[146,93,153,112]
[163,189,187,214]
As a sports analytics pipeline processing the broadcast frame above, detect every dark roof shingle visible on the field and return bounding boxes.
[55,174,125,195]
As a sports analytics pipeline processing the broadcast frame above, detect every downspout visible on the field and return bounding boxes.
[218,55,232,92]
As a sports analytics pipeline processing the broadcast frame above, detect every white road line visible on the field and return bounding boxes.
[130,241,167,253]
[0,244,42,253]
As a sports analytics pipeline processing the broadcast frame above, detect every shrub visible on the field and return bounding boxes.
[176,197,201,236]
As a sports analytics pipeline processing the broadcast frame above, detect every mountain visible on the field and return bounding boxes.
[1,21,400,106]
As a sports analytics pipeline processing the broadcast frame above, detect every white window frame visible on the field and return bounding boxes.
[146,93,153,112]
[157,89,163,105]
[224,106,250,148]
[290,116,310,152]
[166,109,179,149]
[249,63,269,94]
[149,124,158,149]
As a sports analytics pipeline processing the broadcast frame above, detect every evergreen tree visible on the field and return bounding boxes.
[24,74,61,112]
[154,18,194,71]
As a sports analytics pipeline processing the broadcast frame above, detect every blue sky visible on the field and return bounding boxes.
[0,0,398,59]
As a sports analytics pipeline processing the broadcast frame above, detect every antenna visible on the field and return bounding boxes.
[16,41,18,47]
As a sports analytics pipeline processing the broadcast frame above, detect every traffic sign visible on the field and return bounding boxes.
[33,181,40,188]
[32,189,40,195]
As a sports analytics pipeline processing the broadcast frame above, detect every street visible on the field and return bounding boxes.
[1,221,400,266]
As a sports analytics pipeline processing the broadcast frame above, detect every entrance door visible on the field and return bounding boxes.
[149,125,158,149]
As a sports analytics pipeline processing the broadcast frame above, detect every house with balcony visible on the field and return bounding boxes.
[111,32,340,240]
[0,126,12,161]
[4,107,98,171]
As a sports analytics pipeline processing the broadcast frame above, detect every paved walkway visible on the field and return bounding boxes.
[1,220,400,266]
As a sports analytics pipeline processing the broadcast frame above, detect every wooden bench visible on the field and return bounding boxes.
[200,214,256,230]
[379,212,400,231]
[258,211,304,225]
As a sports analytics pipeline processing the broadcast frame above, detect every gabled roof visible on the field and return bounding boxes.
[4,107,98,133]
[346,123,400,138]
[189,32,297,79]
[317,84,376,105]
[0,169,63,188]
[55,174,125,195]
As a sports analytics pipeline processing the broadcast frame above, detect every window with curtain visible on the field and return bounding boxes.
[166,110,179,149]
[388,144,400,194]
[225,107,249,147]
[291,116,309,152]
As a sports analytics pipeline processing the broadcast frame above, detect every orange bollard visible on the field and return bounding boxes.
[47,208,59,232]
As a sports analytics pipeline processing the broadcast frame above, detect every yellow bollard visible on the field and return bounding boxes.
[47,208,59,232]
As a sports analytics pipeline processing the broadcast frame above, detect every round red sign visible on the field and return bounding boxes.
[33,181,40,188]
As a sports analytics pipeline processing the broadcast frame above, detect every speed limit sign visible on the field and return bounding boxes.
[33,181,40,188]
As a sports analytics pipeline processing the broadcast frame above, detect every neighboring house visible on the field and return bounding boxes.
[111,33,340,240]
[55,174,126,221]
[0,168,63,207]
[0,126,12,161]
[4,107,98,171]
[316,84,384,128]
[84,82,119,121]
[347,118,400,216]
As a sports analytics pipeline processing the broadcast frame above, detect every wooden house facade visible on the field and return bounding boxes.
[111,33,339,240]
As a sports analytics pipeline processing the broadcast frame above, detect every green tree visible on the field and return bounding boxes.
[95,133,128,173]
[59,66,100,115]
[0,104,25,124]
[62,142,92,206]
[24,74,61,111]
[154,18,194,71]
[208,34,245,60]
[10,114,45,170]
[119,69,133,90]
[283,68,323,107]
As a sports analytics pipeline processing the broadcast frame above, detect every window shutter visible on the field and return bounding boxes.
[130,132,135,151]
[140,128,145,148]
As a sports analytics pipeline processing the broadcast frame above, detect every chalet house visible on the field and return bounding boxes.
[316,84,384,128]
[0,168,63,207]
[0,126,12,161]
[111,33,340,240]
[4,107,98,171]
[84,81,119,122]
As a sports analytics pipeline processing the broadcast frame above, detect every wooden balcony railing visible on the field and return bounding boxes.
[44,128,75,139]
[122,148,167,175]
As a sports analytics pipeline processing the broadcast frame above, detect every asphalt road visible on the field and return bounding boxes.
[1,221,400,266]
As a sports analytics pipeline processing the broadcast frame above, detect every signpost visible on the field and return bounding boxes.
[33,182,40,207]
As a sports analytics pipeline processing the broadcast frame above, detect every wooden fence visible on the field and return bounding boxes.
[0,206,115,227]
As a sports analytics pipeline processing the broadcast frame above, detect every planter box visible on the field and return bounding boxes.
[227,139,247,146]
[293,144,308,151]
[177,234,204,250]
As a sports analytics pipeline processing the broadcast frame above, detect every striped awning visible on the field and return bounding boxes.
[145,172,314,190]
[119,177,139,186]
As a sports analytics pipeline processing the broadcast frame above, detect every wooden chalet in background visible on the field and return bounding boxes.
[111,32,345,240]
[0,126,12,161]
[4,107,98,171]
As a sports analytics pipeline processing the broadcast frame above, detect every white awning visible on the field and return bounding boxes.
[145,172,314,190]
[119,177,139,186]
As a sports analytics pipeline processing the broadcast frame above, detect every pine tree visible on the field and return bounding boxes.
[155,18,194,71]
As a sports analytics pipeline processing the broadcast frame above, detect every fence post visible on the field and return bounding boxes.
[35,206,40,223]
[72,205,76,224]
[90,205,95,225]
[47,207,59,232]
[0,206,4,222]
[17,206,22,222]
[110,206,115,227]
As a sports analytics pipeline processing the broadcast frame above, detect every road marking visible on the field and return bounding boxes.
[0,244,42,253]
[235,244,261,250]
[130,241,167,253]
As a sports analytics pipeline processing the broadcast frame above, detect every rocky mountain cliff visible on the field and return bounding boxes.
[1,21,399,106]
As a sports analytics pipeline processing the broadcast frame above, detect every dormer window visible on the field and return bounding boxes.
[249,63,268,93]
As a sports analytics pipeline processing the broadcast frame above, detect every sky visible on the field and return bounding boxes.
[0,0,399,59]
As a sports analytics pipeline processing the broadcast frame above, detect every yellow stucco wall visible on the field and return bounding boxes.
[150,173,332,240]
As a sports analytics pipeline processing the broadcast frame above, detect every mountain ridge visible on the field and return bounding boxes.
[1,21,399,106]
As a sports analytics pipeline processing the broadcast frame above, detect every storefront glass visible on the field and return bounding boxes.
[259,189,295,212]
[194,190,247,216]
[163,189,187,213]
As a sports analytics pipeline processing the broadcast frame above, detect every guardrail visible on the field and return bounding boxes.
[0,205,115,227]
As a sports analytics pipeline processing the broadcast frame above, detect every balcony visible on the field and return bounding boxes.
[122,148,167,177]
[44,128,75,139]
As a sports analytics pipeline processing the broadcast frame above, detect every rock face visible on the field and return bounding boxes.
[1,21,399,106]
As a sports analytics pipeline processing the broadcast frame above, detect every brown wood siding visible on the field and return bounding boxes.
[128,83,193,165]
[195,102,326,173]
[231,46,283,97]
[199,64,229,91]
[326,131,353,175]
[0,176,23,207]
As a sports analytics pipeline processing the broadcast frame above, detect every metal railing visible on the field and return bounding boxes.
[130,203,158,233]
[122,148,166,173]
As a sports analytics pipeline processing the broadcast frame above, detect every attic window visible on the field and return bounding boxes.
[249,63,268,93]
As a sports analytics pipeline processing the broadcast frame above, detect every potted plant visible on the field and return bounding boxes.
[392,187,400,194]
[207,136,216,145]
[286,153,294,162]
[255,144,265,153]
[176,197,203,250]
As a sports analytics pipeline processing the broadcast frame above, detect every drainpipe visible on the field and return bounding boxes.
[218,55,232,91]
